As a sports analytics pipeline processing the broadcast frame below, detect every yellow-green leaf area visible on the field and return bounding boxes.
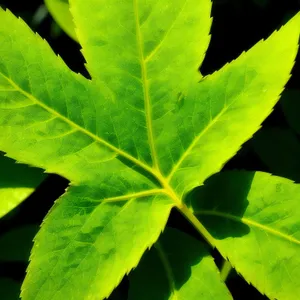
[0,154,45,219]
[45,0,78,41]
[0,1,298,299]
[190,171,300,300]
[129,228,232,299]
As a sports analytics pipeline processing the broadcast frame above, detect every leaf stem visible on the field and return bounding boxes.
[160,178,216,249]
[178,204,216,249]
[220,260,232,282]
[2,71,217,254]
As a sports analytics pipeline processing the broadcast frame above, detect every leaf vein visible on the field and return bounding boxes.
[0,72,157,178]
[133,0,159,170]
[144,0,189,63]
[195,210,300,245]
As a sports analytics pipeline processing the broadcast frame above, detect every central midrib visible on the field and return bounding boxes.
[2,72,218,247]
[133,0,159,170]
[1,73,180,196]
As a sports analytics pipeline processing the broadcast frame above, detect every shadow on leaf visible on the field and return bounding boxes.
[186,171,255,239]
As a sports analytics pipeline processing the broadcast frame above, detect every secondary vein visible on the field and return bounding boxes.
[102,189,166,203]
[166,106,226,182]
[195,210,300,245]
[0,68,217,252]
[144,0,189,63]
[0,73,156,178]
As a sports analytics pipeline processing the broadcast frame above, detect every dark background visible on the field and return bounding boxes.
[0,0,300,299]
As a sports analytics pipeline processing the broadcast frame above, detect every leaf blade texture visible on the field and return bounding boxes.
[167,15,300,194]
[0,2,298,300]
[129,228,232,300]
[69,0,213,170]
[189,171,300,300]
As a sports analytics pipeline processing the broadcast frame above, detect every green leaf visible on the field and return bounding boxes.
[69,0,300,196]
[252,127,300,181]
[0,154,45,219]
[45,0,77,41]
[0,2,298,300]
[69,0,212,84]
[0,225,39,262]
[281,89,300,135]
[129,227,232,300]
[189,171,300,300]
